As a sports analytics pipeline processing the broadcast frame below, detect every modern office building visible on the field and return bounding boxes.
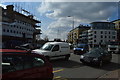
[0,5,41,48]
[88,22,117,48]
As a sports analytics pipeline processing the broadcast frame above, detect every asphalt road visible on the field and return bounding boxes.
[51,53,120,80]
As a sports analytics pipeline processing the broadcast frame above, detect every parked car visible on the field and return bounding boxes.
[107,41,120,54]
[80,48,112,67]
[32,42,71,60]
[15,43,35,50]
[73,44,89,55]
[1,49,53,80]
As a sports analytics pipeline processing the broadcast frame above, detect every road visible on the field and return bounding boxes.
[51,53,120,80]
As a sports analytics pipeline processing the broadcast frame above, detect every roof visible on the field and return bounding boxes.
[111,19,120,22]
[46,42,69,45]
[90,21,112,24]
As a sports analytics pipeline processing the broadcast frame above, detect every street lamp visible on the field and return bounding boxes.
[68,16,74,44]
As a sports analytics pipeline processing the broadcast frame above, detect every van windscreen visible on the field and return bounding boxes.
[41,44,54,51]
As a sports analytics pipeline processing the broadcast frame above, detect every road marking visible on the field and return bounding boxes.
[53,69,64,73]
[53,76,61,79]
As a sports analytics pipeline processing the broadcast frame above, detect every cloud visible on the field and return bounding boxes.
[38,2,117,40]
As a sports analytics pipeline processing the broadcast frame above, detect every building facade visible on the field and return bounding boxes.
[79,30,88,44]
[88,22,117,48]
[0,5,41,48]
[67,25,90,44]
[112,19,120,42]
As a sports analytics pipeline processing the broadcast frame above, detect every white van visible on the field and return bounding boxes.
[32,42,71,60]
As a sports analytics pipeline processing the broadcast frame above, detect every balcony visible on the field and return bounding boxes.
[88,33,92,36]
[34,29,42,34]
[88,37,93,40]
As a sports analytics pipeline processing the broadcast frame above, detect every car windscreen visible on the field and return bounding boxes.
[77,44,86,48]
[41,44,54,51]
[87,48,104,56]
[109,42,119,45]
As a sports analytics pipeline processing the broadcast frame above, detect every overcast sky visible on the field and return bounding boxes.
[1,1,119,41]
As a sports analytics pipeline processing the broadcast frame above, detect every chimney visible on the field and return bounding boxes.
[6,5,14,11]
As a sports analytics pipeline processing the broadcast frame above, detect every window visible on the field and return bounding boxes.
[10,30,12,33]
[101,35,103,38]
[94,40,96,42]
[105,31,107,34]
[112,36,116,39]
[33,57,45,67]
[101,31,103,34]
[7,30,9,32]
[23,55,45,69]
[2,55,24,73]
[3,29,5,32]
[52,45,59,51]
[101,40,103,43]
[112,32,115,35]
[94,31,96,34]
[94,35,96,38]
[105,36,107,38]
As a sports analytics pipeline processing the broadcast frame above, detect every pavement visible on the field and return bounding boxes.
[97,69,120,80]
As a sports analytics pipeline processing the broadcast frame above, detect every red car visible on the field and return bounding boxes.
[1,49,53,80]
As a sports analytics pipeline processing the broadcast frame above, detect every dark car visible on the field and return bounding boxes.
[80,48,112,67]
[73,44,89,55]
[1,49,53,80]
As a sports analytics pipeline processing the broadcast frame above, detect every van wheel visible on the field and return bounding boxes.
[65,54,70,60]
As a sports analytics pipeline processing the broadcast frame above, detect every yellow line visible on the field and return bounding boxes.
[53,69,64,73]
[53,76,61,79]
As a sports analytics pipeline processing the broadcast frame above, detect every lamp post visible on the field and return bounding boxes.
[68,16,74,44]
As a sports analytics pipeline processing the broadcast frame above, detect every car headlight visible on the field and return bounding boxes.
[93,58,98,61]
[81,49,84,51]
[80,55,84,59]
[73,48,76,50]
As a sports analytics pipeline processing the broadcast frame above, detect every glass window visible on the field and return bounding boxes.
[3,29,5,32]
[94,35,96,38]
[52,45,59,51]
[101,31,103,34]
[2,55,24,73]
[94,31,96,34]
[94,40,96,42]
[33,57,45,67]
[105,31,107,34]
[105,36,107,38]
[10,30,12,33]
[112,36,116,39]
[7,30,9,32]
[101,35,103,38]
[41,44,54,51]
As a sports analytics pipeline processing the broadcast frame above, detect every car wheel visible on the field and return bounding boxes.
[99,60,103,67]
[65,54,70,60]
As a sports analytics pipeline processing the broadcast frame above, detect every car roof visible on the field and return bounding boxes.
[0,49,28,53]
[46,42,69,45]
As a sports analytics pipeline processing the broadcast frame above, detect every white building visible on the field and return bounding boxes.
[88,22,117,48]
[0,5,41,48]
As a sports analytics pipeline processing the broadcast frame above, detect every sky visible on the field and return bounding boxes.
[0,0,120,41]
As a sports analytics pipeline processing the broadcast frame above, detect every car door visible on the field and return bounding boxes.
[21,55,48,79]
[51,45,60,57]
[2,55,25,79]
